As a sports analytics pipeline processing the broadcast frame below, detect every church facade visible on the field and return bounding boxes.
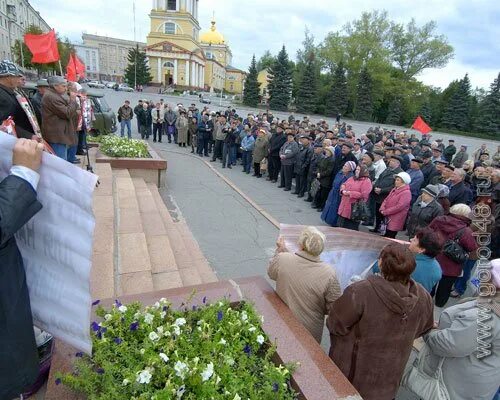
[146,0,246,94]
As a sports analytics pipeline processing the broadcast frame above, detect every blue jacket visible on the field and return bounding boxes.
[406,168,424,202]
[372,253,442,293]
[241,135,255,151]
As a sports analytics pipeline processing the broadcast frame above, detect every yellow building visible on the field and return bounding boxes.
[258,69,270,104]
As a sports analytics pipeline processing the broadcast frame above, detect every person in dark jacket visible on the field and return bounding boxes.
[314,146,336,211]
[420,150,438,187]
[406,184,444,238]
[30,79,49,126]
[451,145,469,168]
[278,132,299,191]
[370,155,403,233]
[221,120,238,167]
[0,138,44,400]
[136,102,152,139]
[443,139,457,163]
[293,135,313,197]
[0,60,39,139]
[305,144,324,202]
[268,125,287,183]
[197,114,213,157]
[448,168,471,206]
[133,100,143,132]
[332,143,358,177]
[406,157,424,204]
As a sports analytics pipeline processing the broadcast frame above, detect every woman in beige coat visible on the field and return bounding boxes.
[175,110,189,147]
[267,226,341,343]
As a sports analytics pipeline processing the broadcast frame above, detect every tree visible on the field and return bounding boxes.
[124,45,152,87]
[419,101,432,124]
[268,45,293,111]
[296,52,317,113]
[441,74,471,131]
[256,50,275,72]
[390,19,454,80]
[354,67,373,121]
[479,73,500,135]
[385,96,403,125]
[293,27,319,99]
[243,55,260,107]
[325,61,348,116]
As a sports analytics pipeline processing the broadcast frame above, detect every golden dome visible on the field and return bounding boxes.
[200,19,225,45]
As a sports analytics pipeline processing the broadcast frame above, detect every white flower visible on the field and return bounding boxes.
[256,335,265,345]
[154,301,160,309]
[240,311,248,322]
[140,348,145,355]
[160,297,167,303]
[157,326,164,336]
[197,327,202,331]
[174,318,186,327]
[144,313,154,324]
[173,325,181,336]
[248,326,256,332]
[174,361,189,379]
[149,331,160,341]
[176,385,186,399]
[104,314,112,321]
[261,315,265,323]
[225,356,235,366]
[159,353,169,363]
[118,305,128,313]
[200,362,214,382]
[160,311,166,319]
[219,338,226,345]
[122,378,130,385]
[215,374,221,385]
[136,369,152,384]
[233,394,241,400]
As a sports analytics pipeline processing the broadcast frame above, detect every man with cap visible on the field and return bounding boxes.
[305,144,325,202]
[451,145,469,168]
[267,124,287,182]
[360,134,374,153]
[0,60,40,139]
[435,138,445,152]
[409,137,421,157]
[41,76,79,160]
[370,155,403,233]
[31,79,49,125]
[420,150,437,187]
[372,149,387,180]
[278,131,299,191]
[443,139,457,163]
[406,157,425,204]
[332,142,358,177]
[293,135,313,197]
[406,184,444,238]
[430,159,450,185]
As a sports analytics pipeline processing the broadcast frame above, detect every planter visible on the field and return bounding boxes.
[44,277,361,400]
[95,144,167,188]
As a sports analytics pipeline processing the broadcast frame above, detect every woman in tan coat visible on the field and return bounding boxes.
[175,110,189,147]
[267,226,341,343]
[327,243,434,400]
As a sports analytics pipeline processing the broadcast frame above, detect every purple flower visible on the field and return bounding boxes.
[272,382,279,392]
[217,310,223,321]
[92,299,100,306]
[75,352,83,358]
[243,344,251,355]
[192,305,197,311]
[96,368,105,375]
[114,337,123,345]
[101,327,107,334]
[55,378,61,385]
[129,321,139,331]
[91,322,100,332]
[202,296,207,304]
[114,299,122,307]
[96,331,102,339]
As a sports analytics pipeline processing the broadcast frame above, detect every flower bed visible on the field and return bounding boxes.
[97,135,150,159]
[57,297,297,400]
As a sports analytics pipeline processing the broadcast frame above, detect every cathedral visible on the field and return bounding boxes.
[146,0,246,94]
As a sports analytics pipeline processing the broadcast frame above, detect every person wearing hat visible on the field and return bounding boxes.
[41,75,79,160]
[175,109,189,147]
[443,139,457,163]
[429,204,479,307]
[268,124,287,182]
[352,142,364,161]
[278,131,299,191]
[451,145,469,168]
[332,142,358,177]
[30,79,49,126]
[406,157,424,205]
[252,128,269,177]
[304,144,325,202]
[406,184,444,238]
[430,159,450,185]
[435,138,445,152]
[293,135,313,197]
[0,60,41,140]
[372,149,387,180]
[379,171,412,238]
[409,137,422,157]
[313,146,336,212]
[361,152,376,181]
[420,150,439,187]
[431,146,444,162]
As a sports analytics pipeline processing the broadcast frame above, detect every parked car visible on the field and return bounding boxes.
[22,82,117,134]
[88,80,105,89]
[200,96,211,104]
[105,82,115,89]
[118,84,134,92]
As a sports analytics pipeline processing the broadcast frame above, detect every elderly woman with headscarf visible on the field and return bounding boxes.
[321,160,356,226]
[379,171,412,238]
[336,164,373,231]
[267,226,341,344]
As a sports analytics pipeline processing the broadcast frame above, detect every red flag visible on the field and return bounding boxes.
[411,115,432,135]
[66,53,86,82]
[24,29,60,64]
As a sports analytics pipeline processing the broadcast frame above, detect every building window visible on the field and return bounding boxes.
[167,0,176,11]
[205,51,213,60]
[165,22,175,34]
[163,61,174,68]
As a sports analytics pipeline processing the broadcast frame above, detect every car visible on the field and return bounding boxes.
[117,84,134,92]
[88,80,105,89]
[199,96,211,104]
[22,82,117,135]
[105,82,115,89]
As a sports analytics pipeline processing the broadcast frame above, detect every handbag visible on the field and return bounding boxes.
[442,228,468,264]
[351,200,370,222]
[401,344,450,400]
[260,157,268,172]
[309,178,321,198]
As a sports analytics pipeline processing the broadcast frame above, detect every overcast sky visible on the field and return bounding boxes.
[30,0,499,90]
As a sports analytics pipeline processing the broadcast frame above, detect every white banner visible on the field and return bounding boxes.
[0,133,97,354]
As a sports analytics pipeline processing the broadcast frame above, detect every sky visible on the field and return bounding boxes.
[30,0,500,90]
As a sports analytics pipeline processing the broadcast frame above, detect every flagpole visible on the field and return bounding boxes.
[58,60,63,76]
[133,0,137,89]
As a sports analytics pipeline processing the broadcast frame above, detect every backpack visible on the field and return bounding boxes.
[442,228,468,264]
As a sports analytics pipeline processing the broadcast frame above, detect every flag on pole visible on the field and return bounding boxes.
[411,115,432,135]
[24,29,60,64]
[66,53,86,82]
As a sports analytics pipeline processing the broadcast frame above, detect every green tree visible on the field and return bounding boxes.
[296,52,317,113]
[124,45,152,87]
[354,67,373,121]
[479,73,500,135]
[441,74,471,131]
[385,96,403,125]
[268,45,293,111]
[256,50,276,72]
[390,19,454,80]
[419,101,432,124]
[243,55,260,107]
[325,61,348,116]
[293,27,321,99]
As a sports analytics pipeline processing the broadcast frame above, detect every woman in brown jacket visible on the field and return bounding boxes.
[327,243,434,400]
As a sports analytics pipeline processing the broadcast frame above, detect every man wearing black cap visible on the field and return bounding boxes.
[420,150,437,187]
[268,125,287,182]
[31,79,49,126]
[305,144,325,202]
[406,184,444,238]
[443,139,457,163]
[332,142,358,176]
[451,145,469,168]
[293,135,313,197]
[409,138,421,157]
[406,157,424,204]
[430,160,450,185]
[370,155,403,233]
[431,147,444,162]
[278,131,299,191]
[435,138,445,152]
